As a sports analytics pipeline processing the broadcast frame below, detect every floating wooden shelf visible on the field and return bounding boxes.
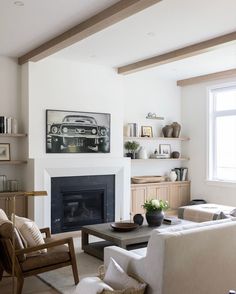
[130,158,190,162]
[124,136,190,141]
[0,160,27,165]
[0,191,47,197]
[0,133,27,137]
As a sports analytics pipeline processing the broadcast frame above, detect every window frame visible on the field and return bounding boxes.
[207,82,236,185]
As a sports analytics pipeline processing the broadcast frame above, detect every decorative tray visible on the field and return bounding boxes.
[110,222,139,232]
[131,176,165,184]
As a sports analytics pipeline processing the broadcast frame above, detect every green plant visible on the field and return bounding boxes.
[124,141,139,153]
[143,199,169,213]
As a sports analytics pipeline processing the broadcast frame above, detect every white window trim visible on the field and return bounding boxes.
[206,82,236,187]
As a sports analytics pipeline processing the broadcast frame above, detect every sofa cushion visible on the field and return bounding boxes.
[0,219,26,263]
[21,244,70,272]
[14,215,46,254]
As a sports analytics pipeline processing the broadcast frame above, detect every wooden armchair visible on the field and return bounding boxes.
[0,226,79,294]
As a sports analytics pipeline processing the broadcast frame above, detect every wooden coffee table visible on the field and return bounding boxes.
[81,219,193,260]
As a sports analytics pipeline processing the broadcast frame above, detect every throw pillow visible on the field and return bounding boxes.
[13,215,46,254]
[104,257,140,290]
[76,277,114,294]
[230,208,236,217]
[0,209,8,221]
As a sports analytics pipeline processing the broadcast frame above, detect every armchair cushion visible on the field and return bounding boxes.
[0,209,8,221]
[21,243,70,272]
[14,215,46,254]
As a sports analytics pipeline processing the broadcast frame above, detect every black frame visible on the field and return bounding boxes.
[46,109,111,153]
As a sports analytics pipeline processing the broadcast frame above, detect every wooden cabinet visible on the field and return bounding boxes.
[131,181,190,215]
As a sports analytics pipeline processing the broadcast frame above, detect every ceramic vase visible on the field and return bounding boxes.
[172,122,181,138]
[162,125,173,137]
[146,211,164,227]
[169,170,177,182]
[138,147,148,159]
[133,214,144,226]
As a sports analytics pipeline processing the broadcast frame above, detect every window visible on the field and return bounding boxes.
[208,85,236,183]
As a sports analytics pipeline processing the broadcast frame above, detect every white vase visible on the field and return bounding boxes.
[138,147,147,159]
[169,171,177,182]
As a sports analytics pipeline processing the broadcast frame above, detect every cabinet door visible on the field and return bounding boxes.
[131,187,146,215]
[146,185,169,202]
[169,183,190,209]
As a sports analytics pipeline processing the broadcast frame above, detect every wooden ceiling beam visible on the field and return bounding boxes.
[18,0,162,65]
[177,68,236,87]
[117,31,236,75]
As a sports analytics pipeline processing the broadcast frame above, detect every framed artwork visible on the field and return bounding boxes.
[141,126,153,137]
[0,143,10,161]
[159,144,171,157]
[46,109,110,153]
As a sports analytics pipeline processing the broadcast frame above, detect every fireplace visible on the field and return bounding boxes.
[51,175,115,233]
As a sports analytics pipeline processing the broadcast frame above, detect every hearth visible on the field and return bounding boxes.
[51,175,115,233]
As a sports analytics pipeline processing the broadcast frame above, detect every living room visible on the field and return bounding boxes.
[0,0,236,293]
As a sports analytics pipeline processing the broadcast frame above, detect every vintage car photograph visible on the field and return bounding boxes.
[46,110,110,153]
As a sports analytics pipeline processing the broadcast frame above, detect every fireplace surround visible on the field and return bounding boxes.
[51,175,115,233]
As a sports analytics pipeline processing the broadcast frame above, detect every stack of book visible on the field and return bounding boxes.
[0,116,17,134]
[173,167,188,181]
[127,123,138,137]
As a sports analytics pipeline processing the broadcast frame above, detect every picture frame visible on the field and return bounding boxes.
[159,144,171,157]
[46,109,111,153]
[0,143,10,161]
[141,126,153,137]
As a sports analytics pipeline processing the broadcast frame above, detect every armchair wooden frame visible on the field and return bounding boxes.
[0,227,79,294]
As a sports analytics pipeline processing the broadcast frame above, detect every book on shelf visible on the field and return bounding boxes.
[127,123,138,137]
[0,116,17,134]
[173,167,188,181]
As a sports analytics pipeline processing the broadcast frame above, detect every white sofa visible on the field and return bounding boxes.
[104,218,236,294]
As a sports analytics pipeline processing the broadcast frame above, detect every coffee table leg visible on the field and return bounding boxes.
[82,230,89,250]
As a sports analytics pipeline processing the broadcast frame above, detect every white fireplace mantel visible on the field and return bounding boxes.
[27,157,131,228]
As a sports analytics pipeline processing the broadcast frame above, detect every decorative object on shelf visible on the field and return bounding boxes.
[141,126,153,137]
[124,141,140,159]
[143,199,169,227]
[171,122,181,138]
[169,170,177,182]
[159,144,171,158]
[146,112,164,120]
[131,176,165,184]
[171,151,180,158]
[133,214,144,226]
[137,146,148,159]
[162,125,173,137]
[46,109,110,153]
[0,143,10,161]
[0,175,7,192]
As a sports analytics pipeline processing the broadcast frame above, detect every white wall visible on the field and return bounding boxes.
[181,78,236,205]
[28,58,124,158]
[123,70,183,176]
[0,57,25,187]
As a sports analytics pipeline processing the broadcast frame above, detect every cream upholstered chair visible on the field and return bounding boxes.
[0,209,79,294]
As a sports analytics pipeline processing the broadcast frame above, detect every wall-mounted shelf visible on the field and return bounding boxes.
[130,158,190,162]
[124,136,190,141]
[0,160,27,165]
[0,133,27,137]
[146,116,164,120]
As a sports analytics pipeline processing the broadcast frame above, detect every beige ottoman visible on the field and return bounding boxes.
[178,203,236,222]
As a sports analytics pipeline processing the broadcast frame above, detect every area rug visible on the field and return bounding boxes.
[39,236,103,294]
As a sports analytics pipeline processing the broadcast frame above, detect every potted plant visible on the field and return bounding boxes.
[143,199,169,226]
[124,141,139,159]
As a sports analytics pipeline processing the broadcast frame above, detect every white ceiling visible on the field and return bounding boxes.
[1,0,236,79]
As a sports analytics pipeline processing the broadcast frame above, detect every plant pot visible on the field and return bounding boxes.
[145,211,164,227]
[126,153,134,159]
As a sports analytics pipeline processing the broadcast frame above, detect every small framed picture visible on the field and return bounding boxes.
[0,143,10,161]
[159,144,171,157]
[141,126,153,137]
